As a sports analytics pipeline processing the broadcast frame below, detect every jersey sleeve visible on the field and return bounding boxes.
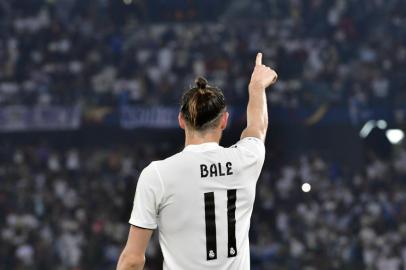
[129,162,164,230]
[232,137,266,166]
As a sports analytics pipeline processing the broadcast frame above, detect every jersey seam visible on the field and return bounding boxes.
[236,137,266,165]
[236,144,256,156]
[152,162,166,200]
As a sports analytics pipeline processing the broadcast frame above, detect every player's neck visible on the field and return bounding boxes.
[184,129,221,147]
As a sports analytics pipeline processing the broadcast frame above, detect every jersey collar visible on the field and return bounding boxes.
[183,142,221,152]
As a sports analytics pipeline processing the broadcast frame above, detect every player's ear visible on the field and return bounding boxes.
[178,113,186,130]
[220,112,229,130]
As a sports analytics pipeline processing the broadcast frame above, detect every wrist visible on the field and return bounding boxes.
[248,82,265,92]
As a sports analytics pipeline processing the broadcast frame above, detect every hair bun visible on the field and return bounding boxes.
[195,77,208,89]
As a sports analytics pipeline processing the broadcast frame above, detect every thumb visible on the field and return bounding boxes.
[255,52,262,66]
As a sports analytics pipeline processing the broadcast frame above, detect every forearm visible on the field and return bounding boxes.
[247,83,268,130]
[116,252,145,270]
[241,83,268,141]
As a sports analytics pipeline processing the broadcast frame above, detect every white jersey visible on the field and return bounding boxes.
[129,137,265,270]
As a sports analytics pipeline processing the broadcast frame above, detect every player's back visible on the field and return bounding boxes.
[129,137,265,270]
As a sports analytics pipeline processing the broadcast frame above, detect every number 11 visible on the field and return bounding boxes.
[204,189,237,261]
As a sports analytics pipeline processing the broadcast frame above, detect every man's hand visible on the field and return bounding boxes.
[240,52,277,142]
[249,53,278,90]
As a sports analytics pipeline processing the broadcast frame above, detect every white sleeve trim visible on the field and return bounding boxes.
[129,220,157,230]
[240,136,264,143]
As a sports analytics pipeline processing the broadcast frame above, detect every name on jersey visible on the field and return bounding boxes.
[200,162,233,178]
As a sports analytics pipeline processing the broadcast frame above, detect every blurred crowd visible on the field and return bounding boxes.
[252,148,406,270]
[1,0,406,270]
[1,141,406,270]
[0,141,166,270]
[1,0,406,111]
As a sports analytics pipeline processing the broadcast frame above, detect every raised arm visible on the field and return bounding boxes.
[240,52,278,142]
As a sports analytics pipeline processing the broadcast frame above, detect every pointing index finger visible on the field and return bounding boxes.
[256,52,262,66]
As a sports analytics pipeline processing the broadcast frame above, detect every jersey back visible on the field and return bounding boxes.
[129,137,265,270]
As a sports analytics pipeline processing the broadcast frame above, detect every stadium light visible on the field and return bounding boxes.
[301,183,311,193]
[386,129,404,144]
[376,120,388,129]
[359,120,376,138]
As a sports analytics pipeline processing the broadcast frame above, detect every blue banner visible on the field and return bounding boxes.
[120,106,179,128]
[0,106,81,132]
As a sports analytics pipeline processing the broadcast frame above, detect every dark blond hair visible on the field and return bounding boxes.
[180,77,226,131]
